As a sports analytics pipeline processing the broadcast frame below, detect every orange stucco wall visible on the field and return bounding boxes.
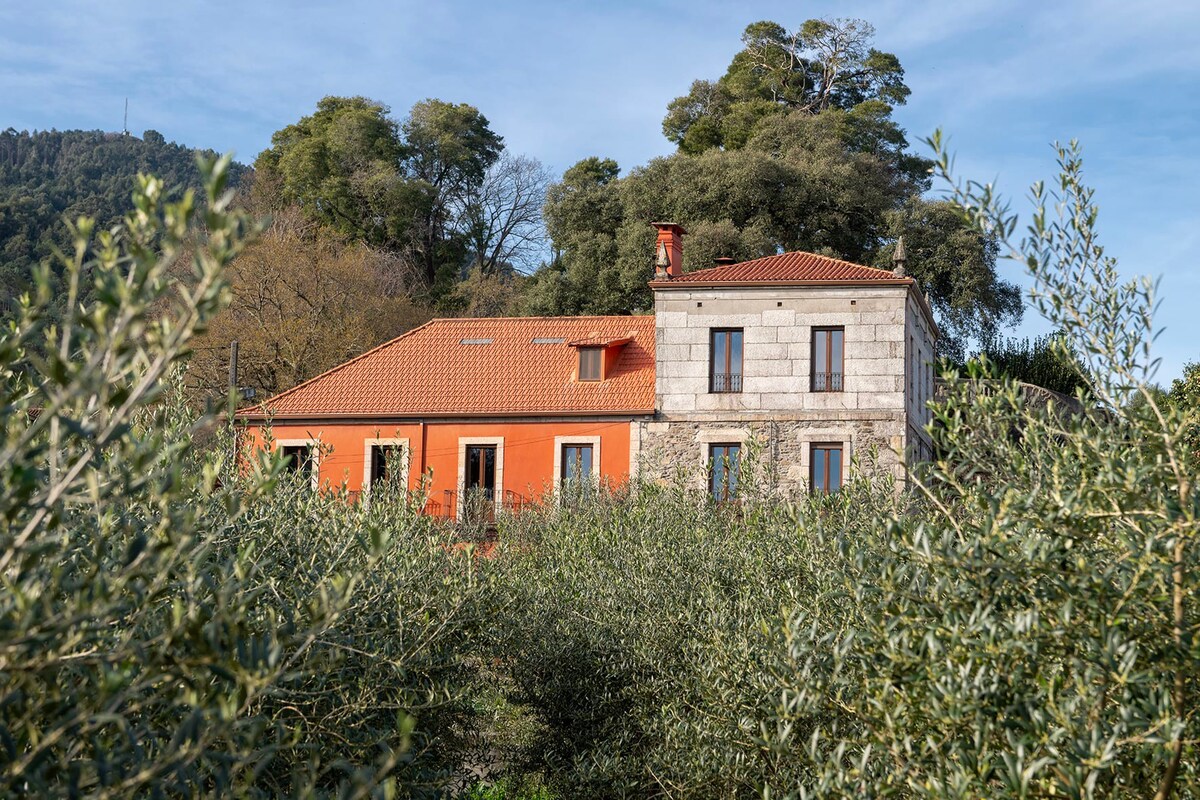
[242,418,635,510]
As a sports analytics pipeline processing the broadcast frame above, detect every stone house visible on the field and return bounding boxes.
[238,223,936,513]
[637,223,937,497]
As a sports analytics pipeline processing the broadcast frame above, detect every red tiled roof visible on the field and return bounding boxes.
[651,251,907,285]
[239,316,655,419]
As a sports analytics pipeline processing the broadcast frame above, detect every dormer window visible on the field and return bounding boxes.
[579,347,602,381]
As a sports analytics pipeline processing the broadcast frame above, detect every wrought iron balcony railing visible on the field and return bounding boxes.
[812,372,843,392]
[710,372,743,393]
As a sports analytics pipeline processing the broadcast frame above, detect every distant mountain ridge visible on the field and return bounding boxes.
[0,128,249,306]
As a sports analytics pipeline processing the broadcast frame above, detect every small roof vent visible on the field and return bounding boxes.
[531,337,565,344]
[459,338,493,345]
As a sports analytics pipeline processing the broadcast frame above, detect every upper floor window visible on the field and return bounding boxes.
[811,442,843,494]
[709,443,741,502]
[710,329,743,393]
[579,347,602,381]
[812,327,844,392]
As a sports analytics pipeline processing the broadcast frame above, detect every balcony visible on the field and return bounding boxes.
[812,372,843,392]
[710,372,743,393]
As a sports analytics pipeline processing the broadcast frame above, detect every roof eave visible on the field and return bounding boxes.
[235,408,657,423]
[648,278,915,289]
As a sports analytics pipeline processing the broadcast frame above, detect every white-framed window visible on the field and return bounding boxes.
[456,437,505,518]
[363,437,410,493]
[553,434,602,493]
[275,438,321,489]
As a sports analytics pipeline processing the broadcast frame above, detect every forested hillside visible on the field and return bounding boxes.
[0,128,248,303]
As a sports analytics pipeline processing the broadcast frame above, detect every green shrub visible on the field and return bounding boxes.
[0,159,491,796]
[483,467,901,798]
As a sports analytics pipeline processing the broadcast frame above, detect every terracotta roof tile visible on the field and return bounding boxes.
[240,316,655,419]
[654,251,904,285]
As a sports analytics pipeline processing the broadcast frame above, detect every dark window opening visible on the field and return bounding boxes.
[710,329,744,393]
[464,444,498,523]
[709,443,741,502]
[280,444,315,480]
[812,328,844,392]
[811,443,843,494]
[370,444,405,487]
[579,348,602,381]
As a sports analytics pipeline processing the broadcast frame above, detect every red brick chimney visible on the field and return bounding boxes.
[651,222,686,279]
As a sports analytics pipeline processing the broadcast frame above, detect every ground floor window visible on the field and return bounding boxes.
[369,444,405,488]
[465,445,497,499]
[280,444,314,474]
[810,443,843,493]
[709,443,741,503]
[561,443,594,482]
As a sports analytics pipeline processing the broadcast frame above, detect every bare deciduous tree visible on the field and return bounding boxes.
[460,153,551,276]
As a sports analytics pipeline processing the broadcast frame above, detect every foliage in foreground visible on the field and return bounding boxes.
[0,160,490,796]
[4,139,1199,800]
[471,143,1200,799]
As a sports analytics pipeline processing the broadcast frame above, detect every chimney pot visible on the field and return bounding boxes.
[651,222,687,279]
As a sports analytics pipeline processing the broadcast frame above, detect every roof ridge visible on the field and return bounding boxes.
[244,318,441,415]
[430,314,652,323]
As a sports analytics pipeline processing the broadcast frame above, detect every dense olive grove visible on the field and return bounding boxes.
[2,145,1197,798]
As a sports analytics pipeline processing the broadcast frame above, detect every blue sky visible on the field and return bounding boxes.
[2,0,1197,382]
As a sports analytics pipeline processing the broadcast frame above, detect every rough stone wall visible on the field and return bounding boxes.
[636,412,907,497]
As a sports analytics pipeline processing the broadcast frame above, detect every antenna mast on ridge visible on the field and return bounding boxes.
[123,98,129,136]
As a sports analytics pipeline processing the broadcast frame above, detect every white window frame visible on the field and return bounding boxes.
[456,437,505,517]
[275,437,321,490]
[362,437,410,493]
[553,435,602,493]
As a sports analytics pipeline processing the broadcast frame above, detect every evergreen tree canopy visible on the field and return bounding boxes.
[527,108,927,317]
[527,19,1023,358]
[663,18,913,167]
[253,96,511,296]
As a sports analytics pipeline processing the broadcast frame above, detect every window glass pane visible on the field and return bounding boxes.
[730,331,743,375]
[726,444,740,494]
[710,444,740,501]
[831,330,844,372]
[813,448,826,493]
[829,448,842,491]
[282,445,312,474]
[372,446,385,483]
[563,446,577,479]
[580,348,601,381]
[579,445,593,478]
[815,330,828,373]
[483,448,496,493]
[710,454,725,499]
[467,446,481,487]
[713,331,728,372]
